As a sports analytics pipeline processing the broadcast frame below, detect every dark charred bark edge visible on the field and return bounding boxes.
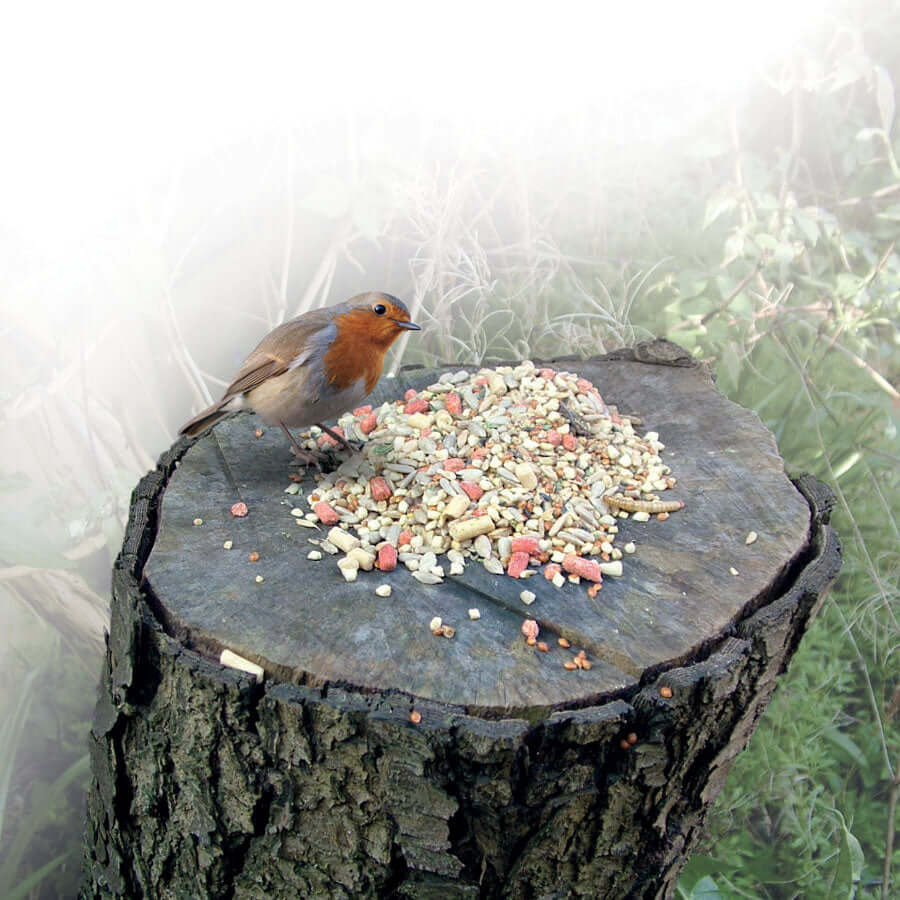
[82,357,841,899]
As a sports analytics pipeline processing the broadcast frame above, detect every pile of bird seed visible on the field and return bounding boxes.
[285,360,682,597]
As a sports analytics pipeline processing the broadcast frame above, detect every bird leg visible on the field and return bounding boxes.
[316,423,362,454]
[279,423,325,471]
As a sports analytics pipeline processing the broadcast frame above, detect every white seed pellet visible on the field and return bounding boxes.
[468,608,481,619]
[745,531,758,545]
[598,560,623,577]
[520,590,536,605]
[413,570,443,584]
[375,584,392,597]
[307,550,323,561]
[193,518,203,526]
[255,574,264,583]
[429,616,443,631]
[223,540,233,550]
[624,542,636,554]
[729,567,740,576]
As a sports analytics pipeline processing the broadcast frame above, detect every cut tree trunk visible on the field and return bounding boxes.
[82,341,841,899]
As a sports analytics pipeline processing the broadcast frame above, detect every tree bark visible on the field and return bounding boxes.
[82,343,841,898]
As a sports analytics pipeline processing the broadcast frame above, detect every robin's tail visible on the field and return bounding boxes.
[179,403,230,438]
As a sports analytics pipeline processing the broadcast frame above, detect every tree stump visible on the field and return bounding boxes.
[82,342,841,899]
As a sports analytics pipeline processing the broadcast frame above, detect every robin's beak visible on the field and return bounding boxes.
[395,319,421,331]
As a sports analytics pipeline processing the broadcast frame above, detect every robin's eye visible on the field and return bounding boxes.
[373,303,387,316]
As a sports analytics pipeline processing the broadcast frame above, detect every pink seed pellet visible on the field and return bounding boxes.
[445,392,463,415]
[353,405,373,416]
[370,476,392,502]
[230,502,249,517]
[443,458,465,472]
[543,563,562,581]
[317,426,344,448]
[460,481,483,501]
[539,368,555,379]
[313,501,340,525]
[507,551,530,578]
[511,536,541,555]
[576,378,594,393]
[404,389,418,401]
[359,413,378,434]
[521,618,539,640]
[404,397,430,414]
[398,530,414,546]
[546,429,562,447]
[562,433,578,452]
[562,554,604,583]
[377,545,397,572]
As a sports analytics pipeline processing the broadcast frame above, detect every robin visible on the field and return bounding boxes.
[179,292,420,464]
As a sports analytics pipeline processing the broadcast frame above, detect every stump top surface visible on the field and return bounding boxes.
[145,352,811,714]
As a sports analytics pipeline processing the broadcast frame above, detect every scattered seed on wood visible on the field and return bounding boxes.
[520,589,536,605]
[620,739,631,750]
[746,530,758,545]
[564,661,578,670]
[440,624,455,638]
[248,552,260,562]
[375,584,392,597]
[468,608,481,620]
[521,619,539,640]
[193,518,203,526]
[254,574,264,583]
[627,732,638,745]
[307,550,323,560]
[537,641,548,652]
[230,502,249,517]
[729,567,739,576]
[223,540,233,550]
[409,709,422,724]
[558,637,571,648]
[429,616,443,632]
[660,685,673,699]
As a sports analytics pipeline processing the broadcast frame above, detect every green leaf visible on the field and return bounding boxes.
[825,810,863,900]
[703,186,738,230]
[691,876,723,899]
[792,210,821,246]
[822,727,867,768]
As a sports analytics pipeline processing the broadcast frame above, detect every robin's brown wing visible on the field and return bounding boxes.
[220,309,340,402]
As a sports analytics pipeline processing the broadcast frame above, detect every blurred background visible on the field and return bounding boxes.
[1,2,898,897]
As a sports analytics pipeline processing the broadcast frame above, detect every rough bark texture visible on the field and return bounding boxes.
[82,343,841,898]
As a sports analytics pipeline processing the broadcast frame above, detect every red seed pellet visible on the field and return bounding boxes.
[507,551,530,578]
[511,536,540,555]
[562,554,604,583]
[377,544,397,572]
[460,481,483,501]
[369,476,392,502]
[313,501,340,525]
[231,502,249,517]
